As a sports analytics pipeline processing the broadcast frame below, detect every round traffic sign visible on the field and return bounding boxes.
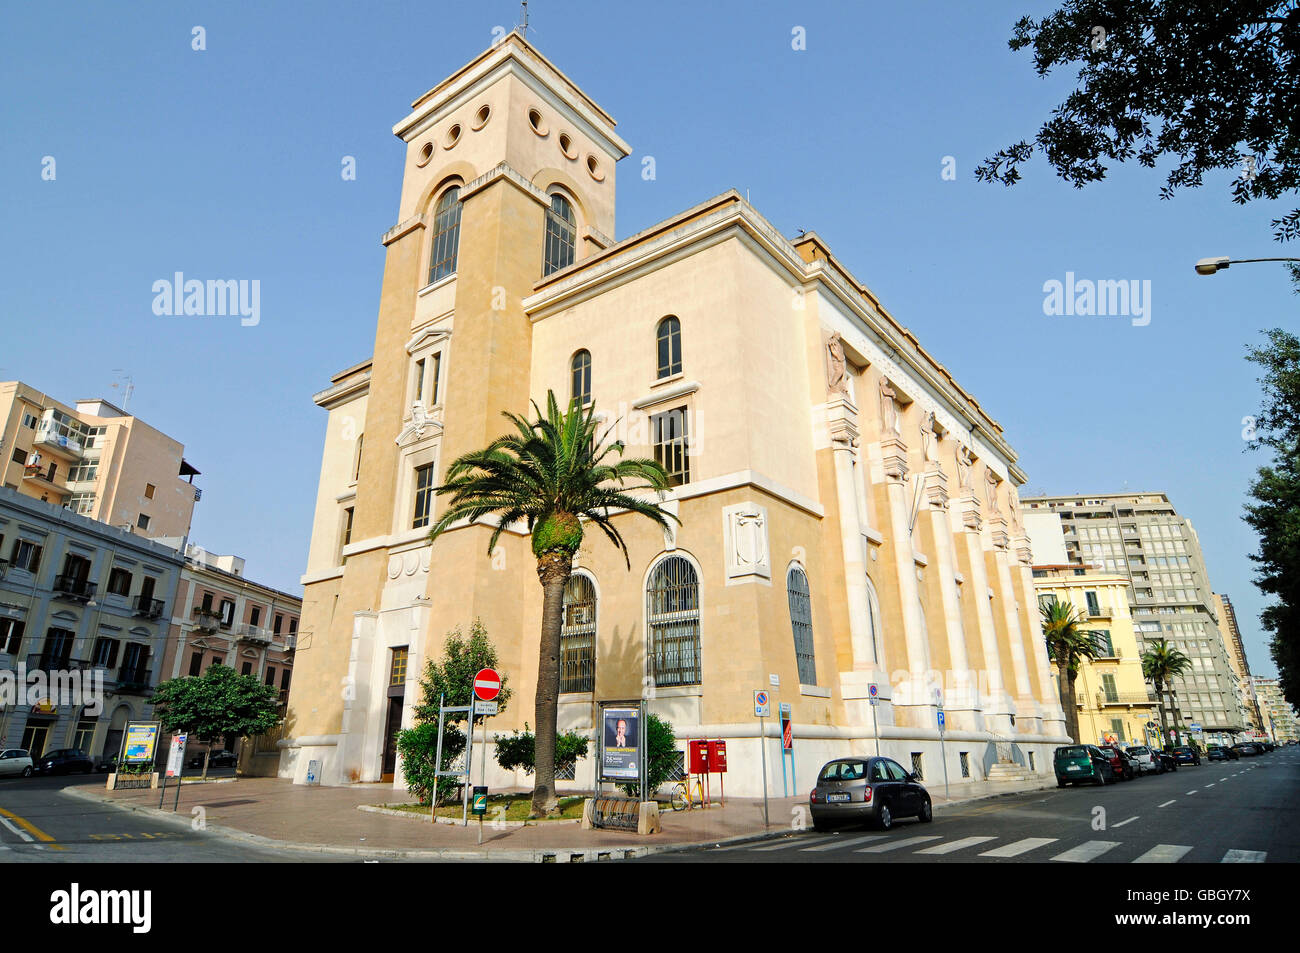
[756,691,768,706]
[869,683,878,697]
[473,668,501,701]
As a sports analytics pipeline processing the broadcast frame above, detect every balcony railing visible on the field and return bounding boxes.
[192,608,221,632]
[53,574,96,602]
[237,624,273,645]
[1085,607,1112,620]
[133,596,165,619]
[26,653,87,672]
[33,422,85,458]
[1096,692,1155,708]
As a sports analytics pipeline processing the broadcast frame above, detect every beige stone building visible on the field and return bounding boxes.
[0,381,201,540]
[280,33,1068,796]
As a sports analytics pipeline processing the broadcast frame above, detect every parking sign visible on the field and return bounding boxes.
[754,690,770,718]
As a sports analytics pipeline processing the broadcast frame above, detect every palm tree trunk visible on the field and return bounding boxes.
[1056,660,1077,742]
[1154,678,1168,748]
[531,551,571,818]
[1067,670,1082,743]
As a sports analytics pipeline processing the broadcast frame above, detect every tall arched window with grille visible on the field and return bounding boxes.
[560,573,596,693]
[656,315,682,378]
[543,193,576,276]
[428,185,462,284]
[647,555,700,687]
[570,349,592,406]
[787,566,817,685]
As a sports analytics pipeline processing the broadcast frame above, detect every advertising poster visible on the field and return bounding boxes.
[601,706,640,781]
[123,722,160,765]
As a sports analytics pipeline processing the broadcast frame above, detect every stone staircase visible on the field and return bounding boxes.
[986,762,1035,782]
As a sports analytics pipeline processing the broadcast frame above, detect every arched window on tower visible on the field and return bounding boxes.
[647,555,700,687]
[560,573,596,693]
[428,185,462,284]
[787,566,817,685]
[571,349,592,406]
[543,193,577,276]
[656,315,682,379]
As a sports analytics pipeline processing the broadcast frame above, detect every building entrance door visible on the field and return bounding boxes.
[20,717,53,758]
[381,697,403,782]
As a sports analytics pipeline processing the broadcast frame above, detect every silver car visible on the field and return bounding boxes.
[1124,745,1162,775]
[809,756,933,831]
[0,749,34,778]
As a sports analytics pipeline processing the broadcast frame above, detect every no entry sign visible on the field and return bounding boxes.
[473,668,501,701]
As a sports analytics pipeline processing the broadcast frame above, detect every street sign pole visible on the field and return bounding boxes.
[869,683,881,757]
[463,710,474,826]
[759,713,769,828]
[938,709,949,800]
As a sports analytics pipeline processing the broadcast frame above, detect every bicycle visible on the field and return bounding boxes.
[670,774,705,811]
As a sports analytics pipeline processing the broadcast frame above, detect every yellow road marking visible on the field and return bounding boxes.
[0,805,65,849]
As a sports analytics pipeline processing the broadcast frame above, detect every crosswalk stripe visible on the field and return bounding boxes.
[915,836,996,855]
[1051,840,1121,863]
[1205,783,1215,788]
[1132,844,1193,863]
[1186,790,1198,795]
[856,835,942,853]
[753,835,833,852]
[1221,849,1266,863]
[980,837,1058,858]
[1158,799,1176,807]
[1220,777,1228,781]
[802,834,887,852]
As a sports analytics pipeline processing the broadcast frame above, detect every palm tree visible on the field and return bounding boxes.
[1141,639,1194,749]
[1041,599,1107,743]
[428,392,676,817]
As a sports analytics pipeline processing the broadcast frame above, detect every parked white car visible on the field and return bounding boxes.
[0,749,34,778]
[1124,745,1162,775]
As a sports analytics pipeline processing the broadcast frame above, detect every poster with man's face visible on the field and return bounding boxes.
[601,707,640,781]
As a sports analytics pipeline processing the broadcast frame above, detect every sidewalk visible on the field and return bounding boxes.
[63,773,1057,862]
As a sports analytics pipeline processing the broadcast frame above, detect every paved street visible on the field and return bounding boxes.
[641,749,1299,863]
[0,773,350,863]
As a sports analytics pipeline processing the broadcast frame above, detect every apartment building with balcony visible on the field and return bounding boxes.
[0,381,201,540]
[1253,677,1299,744]
[156,544,301,773]
[0,486,185,761]
[1022,492,1244,744]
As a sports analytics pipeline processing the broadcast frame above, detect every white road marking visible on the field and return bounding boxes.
[1158,799,1177,807]
[1221,849,1266,863]
[1186,790,1198,795]
[1112,816,1139,828]
[915,836,997,855]
[1220,777,1229,782]
[0,816,34,843]
[1051,840,1121,863]
[980,837,1058,858]
[801,834,886,852]
[753,835,833,851]
[1205,783,1216,788]
[855,835,942,853]
[1133,844,1193,863]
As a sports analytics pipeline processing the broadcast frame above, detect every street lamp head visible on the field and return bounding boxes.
[1195,256,1231,275]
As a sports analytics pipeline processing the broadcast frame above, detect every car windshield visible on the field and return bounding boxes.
[1127,747,1148,755]
[1057,746,1089,758]
[819,761,868,781]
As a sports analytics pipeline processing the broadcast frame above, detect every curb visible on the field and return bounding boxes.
[358,803,581,827]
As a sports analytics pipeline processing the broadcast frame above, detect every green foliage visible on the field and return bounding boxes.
[152,664,281,743]
[620,713,677,798]
[1041,599,1108,668]
[1244,329,1300,709]
[396,621,506,804]
[428,390,678,569]
[493,724,589,775]
[977,1,1300,243]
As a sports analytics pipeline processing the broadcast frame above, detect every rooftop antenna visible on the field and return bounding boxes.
[519,1,529,37]
[111,370,135,412]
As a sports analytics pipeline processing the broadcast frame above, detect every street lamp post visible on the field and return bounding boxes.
[1194,256,1300,275]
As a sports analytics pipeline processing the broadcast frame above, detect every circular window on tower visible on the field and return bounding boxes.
[472,104,491,130]
[443,123,463,149]
[415,141,434,167]
[558,133,577,159]
[528,107,547,136]
[586,154,604,181]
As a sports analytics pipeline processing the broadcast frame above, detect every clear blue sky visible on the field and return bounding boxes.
[1,2,1292,674]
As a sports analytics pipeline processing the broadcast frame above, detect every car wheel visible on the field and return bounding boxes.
[1095,770,1106,786]
[21,766,32,777]
[1057,779,1066,788]
[918,798,933,823]
[877,804,893,831]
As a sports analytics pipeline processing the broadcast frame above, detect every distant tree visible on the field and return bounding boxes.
[396,620,508,805]
[151,664,280,777]
[1141,639,1195,748]
[978,1,1300,244]
[1042,599,1107,742]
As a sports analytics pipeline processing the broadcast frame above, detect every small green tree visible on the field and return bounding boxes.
[395,620,509,804]
[151,664,281,778]
[494,724,589,776]
[620,713,677,799]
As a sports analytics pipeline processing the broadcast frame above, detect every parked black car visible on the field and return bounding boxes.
[33,748,95,775]
[1232,743,1259,757]
[1170,745,1201,765]
[1207,745,1230,762]
[810,756,933,831]
[1157,751,1179,772]
[187,749,237,769]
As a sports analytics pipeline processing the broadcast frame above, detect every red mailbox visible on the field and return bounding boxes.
[710,739,727,772]
[688,739,711,774]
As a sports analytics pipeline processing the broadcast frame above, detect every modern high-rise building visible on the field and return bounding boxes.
[1211,593,1261,731]
[1022,492,1244,744]
[1253,677,1299,744]
[0,381,202,540]
[282,33,1068,796]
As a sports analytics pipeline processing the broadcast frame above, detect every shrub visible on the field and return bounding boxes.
[620,713,677,798]
[494,724,589,775]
